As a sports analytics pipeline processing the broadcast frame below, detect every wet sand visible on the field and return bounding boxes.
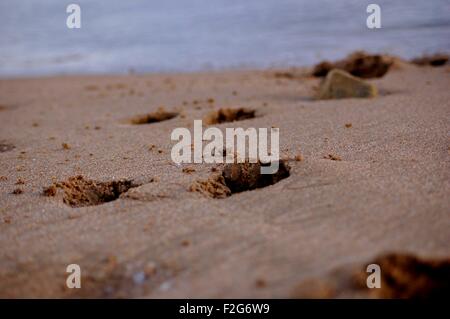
[0,60,449,298]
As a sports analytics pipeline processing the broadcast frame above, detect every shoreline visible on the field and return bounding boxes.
[0,64,313,81]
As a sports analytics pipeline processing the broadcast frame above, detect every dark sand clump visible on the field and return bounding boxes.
[190,160,290,198]
[204,108,256,125]
[323,154,342,161]
[129,108,178,125]
[312,51,393,78]
[43,175,139,207]
[411,53,449,67]
[12,188,23,195]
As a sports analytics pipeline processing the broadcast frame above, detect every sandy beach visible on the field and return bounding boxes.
[0,59,449,298]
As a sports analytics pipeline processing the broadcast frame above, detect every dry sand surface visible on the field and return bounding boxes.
[0,60,449,298]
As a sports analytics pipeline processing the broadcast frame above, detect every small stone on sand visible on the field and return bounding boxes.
[317,69,377,99]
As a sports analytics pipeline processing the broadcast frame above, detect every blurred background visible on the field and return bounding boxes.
[0,0,449,77]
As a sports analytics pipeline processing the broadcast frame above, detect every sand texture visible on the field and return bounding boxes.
[0,61,449,298]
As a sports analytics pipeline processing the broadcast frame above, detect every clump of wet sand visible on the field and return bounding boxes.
[190,160,290,198]
[43,175,140,207]
[312,51,393,78]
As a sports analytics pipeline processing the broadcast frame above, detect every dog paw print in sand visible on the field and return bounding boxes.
[127,108,178,125]
[203,107,256,125]
[43,175,141,207]
[189,160,290,198]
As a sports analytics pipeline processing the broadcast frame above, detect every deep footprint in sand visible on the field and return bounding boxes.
[190,160,290,198]
[354,253,450,298]
[204,108,256,125]
[43,175,141,207]
[290,253,450,299]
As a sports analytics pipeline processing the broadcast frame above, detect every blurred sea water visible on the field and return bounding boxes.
[0,0,449,77]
